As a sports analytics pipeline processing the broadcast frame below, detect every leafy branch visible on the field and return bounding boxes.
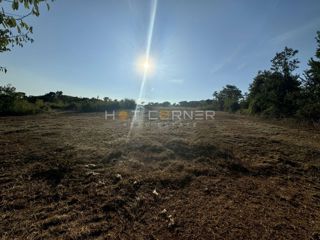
[0,0,52,72]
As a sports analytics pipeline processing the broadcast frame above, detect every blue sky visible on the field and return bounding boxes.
[1,0,320,102]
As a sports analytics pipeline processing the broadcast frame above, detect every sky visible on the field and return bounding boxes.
[1,0,320,103]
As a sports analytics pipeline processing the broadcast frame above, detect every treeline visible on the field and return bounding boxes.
[212,31,320,123]
[146,100,213,109]
[0,84,215,116]
[0,86,136,115]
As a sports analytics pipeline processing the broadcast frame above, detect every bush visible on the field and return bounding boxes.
[11,99,39,115]
[296,102,320,122]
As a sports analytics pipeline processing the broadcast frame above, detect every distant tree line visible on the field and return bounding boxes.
[211,31,320,123]
[0,86,136,115]
[146,100,213,109]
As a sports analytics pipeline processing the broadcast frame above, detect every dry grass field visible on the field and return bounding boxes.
[0,111,320,239]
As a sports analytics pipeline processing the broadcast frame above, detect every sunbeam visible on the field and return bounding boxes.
[127,0,158,140]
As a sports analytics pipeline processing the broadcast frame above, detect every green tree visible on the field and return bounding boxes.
[213,85,242,112]
[248,47,301,117]
[271,47,299,77]
[304,31,320,91]
[212,91,224,111]
[298,31,320,121]
[1,0,52,72]
[0,84,39,114]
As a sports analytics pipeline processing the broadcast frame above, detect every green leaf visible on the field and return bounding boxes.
[24,1,29,9]
[12,0,19,10]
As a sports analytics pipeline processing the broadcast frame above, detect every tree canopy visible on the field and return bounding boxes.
[0,0,52,72]
[247,47,300,117]
[297,31,320,121]
[213,85,242,112]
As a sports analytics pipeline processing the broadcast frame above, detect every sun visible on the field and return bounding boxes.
[136,55,155,75]
[143,61,150,71]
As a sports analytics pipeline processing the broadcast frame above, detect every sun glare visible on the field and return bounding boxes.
[136,55,155,75]
[143,61,150,70]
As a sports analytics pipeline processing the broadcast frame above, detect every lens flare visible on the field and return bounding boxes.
[128,0,158,141]
[136,55,155,75]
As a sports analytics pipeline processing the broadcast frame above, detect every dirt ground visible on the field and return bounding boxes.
[0,111,319,239]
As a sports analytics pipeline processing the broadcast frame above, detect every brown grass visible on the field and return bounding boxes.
[0,111,319,239]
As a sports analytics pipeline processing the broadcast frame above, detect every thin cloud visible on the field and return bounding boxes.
[271,17,320,44]
[169,78,184,84]
[210,44,245,74]
[236,62,248,71]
